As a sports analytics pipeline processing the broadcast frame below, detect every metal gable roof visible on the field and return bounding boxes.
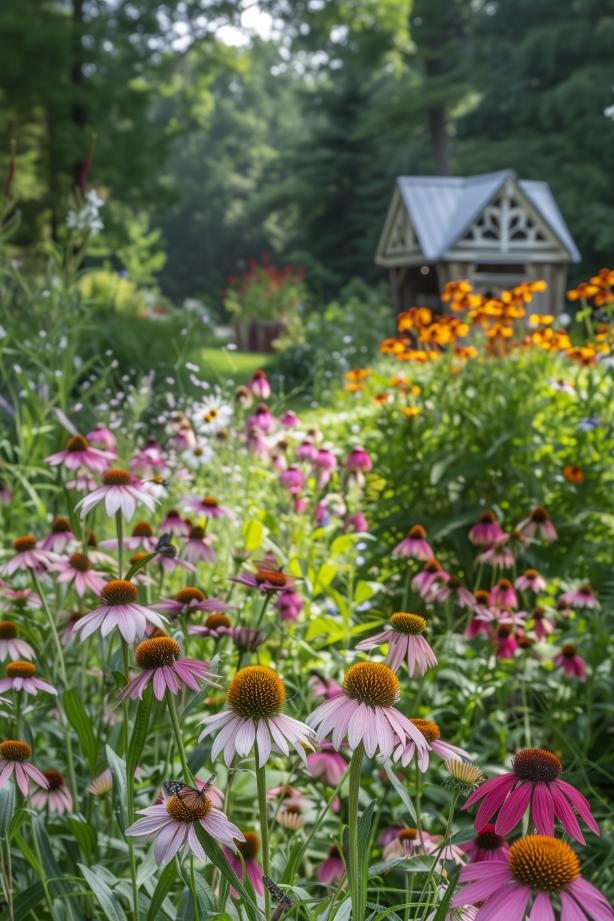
[393,170,580,262]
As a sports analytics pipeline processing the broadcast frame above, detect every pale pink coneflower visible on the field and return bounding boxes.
[0,740,49,795]
[39,516,77,553]
[181,526,217,564]
[249,369,271,399]
[431,574,476,609]
[307,661,430,762]
[198,665,316,767]
[307,741,348,786]
[129,438,165,473]
[516,506,557,541]
[280,410,300,428]
[266,784,306,807]
[73,580,167,644]
[295,440,318,463]
[392,524,433,561]
[274,587,304,622]
[86,423,117,455]
[224,830,264,896]
[515,568,546,593]
[118,636,220,702]
[559,583,600,610]
[45,434,113,473]
[76,469,157,521]
[554,644,587,680]
[313,448,337,488]
[159,509,190,537]
[468,511,506,546]
[48,552,107,597]
[395,718,471,771]
[451,835,613,921]
[126,790,244,866]
[88,768,112,796]
[60,611,86,645]
[154,587,232,619]
[530,607,555,640]
[30,769,73,814]
[309,673,343,700]
[1,586,41,609]
[188,613,232,640]
[0,661,56,697]
[355,612,437,677]
[461,824,510,863]
[463,748,599,844]
[317,845,346,884]
[229,627,264,652]
[246,403,276,435]
[383,828,465,865]
[100,519,158,553]
[0,621,34,661]
[489,579,518,609]
[477,540,515,569]
[182,494,231,519]
[1,536,52,576]
[66,474,96,492]
[411,559,448,598]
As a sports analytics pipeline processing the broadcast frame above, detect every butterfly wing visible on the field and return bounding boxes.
[252,558,281,573]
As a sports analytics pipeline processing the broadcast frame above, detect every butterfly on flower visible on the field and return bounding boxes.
[163,772,216,809]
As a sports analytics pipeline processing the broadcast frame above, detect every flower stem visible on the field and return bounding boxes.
[121,641,139,921]
[254,739,271,921]
[254,593,272,629]
[166,689,192,783]
[348,743,364,921]
[115,511,124,579]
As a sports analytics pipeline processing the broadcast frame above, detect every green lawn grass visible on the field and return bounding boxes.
[191,347,271,385]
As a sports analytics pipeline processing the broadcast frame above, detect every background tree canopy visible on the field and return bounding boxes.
[1,0,613,306]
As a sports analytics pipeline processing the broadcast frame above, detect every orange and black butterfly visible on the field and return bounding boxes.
[252,558,299,588]
[163,772,216,808]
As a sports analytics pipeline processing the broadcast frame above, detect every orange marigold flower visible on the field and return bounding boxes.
[563,465,584,484]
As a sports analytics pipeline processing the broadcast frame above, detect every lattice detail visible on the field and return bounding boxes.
[385,201,420,256]
[456,184,552,253]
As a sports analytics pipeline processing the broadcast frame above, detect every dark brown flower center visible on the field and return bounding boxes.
[524,569,539,578]
[227,666,286,719]
[578,584,593,596]
[69,552,91,572]
[166,794,211,822]
[51,516,72,533]
[132,521,153,538]
[0,740,32,762]
[474,590,490,605]
[135,637,180,669]
[67,435,89,452]
[43,769,65,790]
[562,644,577,659]
[176,588,205,604]
[236,831,260,860]
[102,469,132,486]
[509,835,579,891]
[0,621,17,639]
[205,613,231,629]
[530,507,548,523]
[202,496,219,508]
[101,580,138,606]
[479,511,496,523]
[13,536,37,552]
[497,624,514,638]
[343,662,399,708]
[398,827,418,841]
[409,525,426,538]
[474,824,505,849]
[7,661,36,678]
[189,526,205,541]
[513,749,562,783]
[423,559,442,573]
[497,579,512,590]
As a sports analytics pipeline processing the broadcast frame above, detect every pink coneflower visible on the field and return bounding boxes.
[412,559,448,598]
[308,661,429,761]
[554,644,587,680]
[31,769,73,814]
[461,824,509,863]
[130,437,164,473]
[188,613,232,640]
[344,446,372,474]
[249,370,271,399]
[73,580,166,644]
[477,540,515,569]
[0,621,34,661]
[100,520,158,553]
[60,610,86,645]
[1,536,52,576]
[468,511,505,546]
[431,574,475,609]
[0,740,49,795]
[517,506,557,541]
[86,423,117,455]
[66,473,96,492]
[225,831,264,896]
[317,845,345,884]
[48,552,107,597]
[274,587,304,622]
[76,469,157,521]
[182,526,216,564]
[383,828,464,865]
[490,579,517,609]
[1,586,41,609]
[515,568,546,593]
[463,748,599,844]
[39,516,77,553]
[155,587,232,619]
[451,835,613,921]
[559,583,600,610]
[307,741,347,786]
[0,661,56,697]
[392,524,433,560]
[182,495,230,519]
[344,511,368,532]
[309,673,343,700]
[313,448,337,488]
[280,465,305,495]
[45,434,113,473]
[355,612,437,677]
[118,636,220,701]
[232,561,297,594]
[530,607,554,640]
[464,591,496,639]
[247,403,275,434]
[88,768,112,796]
[296,440,318,463]
[280,410,299,428]
[126,790,244,866]
[198,665,315,767]
[493,624,518,659]
[229,627,264,652]
[395,718,471,771]
[159,509,190,537]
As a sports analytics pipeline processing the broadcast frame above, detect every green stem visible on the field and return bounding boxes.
[116,511,124,579]
[254,739,271,921]
[254,593,272,629]
[414,761,424,848]
[166,689,192,783]
[348,743,364,921]
[30,815,55,918]
[122,642,139,921]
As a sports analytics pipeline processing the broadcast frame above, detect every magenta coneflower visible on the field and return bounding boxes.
[468,511,505,546]
[249,369,271,399]
[392,524,433,560]
[126,790,244,866]
[31,769,73,814]
[465,591,495,639]
[0,621,34,661]
[559,583,600,610]
[554,644,587,680]
[247,403,275,435]
[490,579,518,609]
[1,536,52,575]
[355,613,437,677]
[451,835,613,921]
[118,636,220,701]
[188,613,233,640]
[307,741,347,786]
[0,661,56,697]
[181,526,217,564]
[280,410,299,428]
[493,624,518,659]
[86,423,117,455]
[60,610,85,645]
[463,748,599,844]
[198,665,315,767]
[76,469,157,520]
[48,552,107,597]
[159,509,190,537]
[396,718,471,771]
[73,580,167,644]
[46,434,113,473]
[308,661,429,761]
[279,465,305,495]
[224,830,264,896]
[182,494,230,519]
[1,586,41,609]
[515,568,546,593]
[461,824,509,863]
[313,448,337,488]
[0,740,49,795]
[39,516,76,553]
[232,562,297,594]
[412,559,448,597]
[317,845,346,884]
[517,506,557,542]
[530,607,554,640]
[100,519,158,553]
[345,446,372,474]
[155,587,232,619]
[431,574,475,608]
[309,673,343,700]
[274,587,304,622]
[477,540,515,569]
[296,440,318,462]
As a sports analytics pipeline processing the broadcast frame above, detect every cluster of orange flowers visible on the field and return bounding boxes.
[567,268,614,307]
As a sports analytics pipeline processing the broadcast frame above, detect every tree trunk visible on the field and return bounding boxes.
[425,59,449,176]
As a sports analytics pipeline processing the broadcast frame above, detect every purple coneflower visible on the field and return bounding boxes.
[1,536,52,575]
[515,568,546,593]
[31,769,73,814]
[232,562,297,594]
[274,587,304,622]
[46,434,113,473]
[198,665,315,767]
[309,673,343,700]
[100,519,158,552]
[118,636,220,701]
[182,494,230,519]
[392,524,433,561]
[344,511,368,532]
[280,410,299,428]
[307,741,347,786]
[76,469,157,520]
[48,552,107,597]
[559,583,600,610]
[188,613,232,640]
[126,790,244,866]
[279,465,305,495]
[465,591,495,639]
[468,511,505,546]
[396,718,471,771]
[517,506,557,542]
[73,580,166,644]
[461,824,509,863]
[1,586,41,609]
[182,526,217,564]
[249,369,271,399]
[155,587,232,619]
[39,516,76,553]
[493,624,518,659]
[224,831,264,896]
[247,403,276,435]
[431,574,475,608]
[530,607,554,640]
[463,748,599,844]
[477,540,515,568]
[554,644,587,680]
[0,621,34,661]
[308,661,429,761]
[159,509,190,537]
[317,845,345,884]
[490,578,518,609]
[0,740,49,794]
[86,423,117,455]
[296,440,318,462]
[355,612,437,677]
[0,661,56,696]
[344,446,372,474]
[313,448,337,488]
[451,835,613,921]
[88,768,112,796]
[229,627,264,652]
[412,559,448,597]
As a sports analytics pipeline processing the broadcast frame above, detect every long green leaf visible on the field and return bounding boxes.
[193,826,259,921]
[106,744,128,830]
[0,783,15,836]
[32,816,75,904]
[67,816,97,863]
[13,882,45,921]
[79,864,129,921]
[63,688,97,772]
[146,860,177,921]
[127,683,153,780]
